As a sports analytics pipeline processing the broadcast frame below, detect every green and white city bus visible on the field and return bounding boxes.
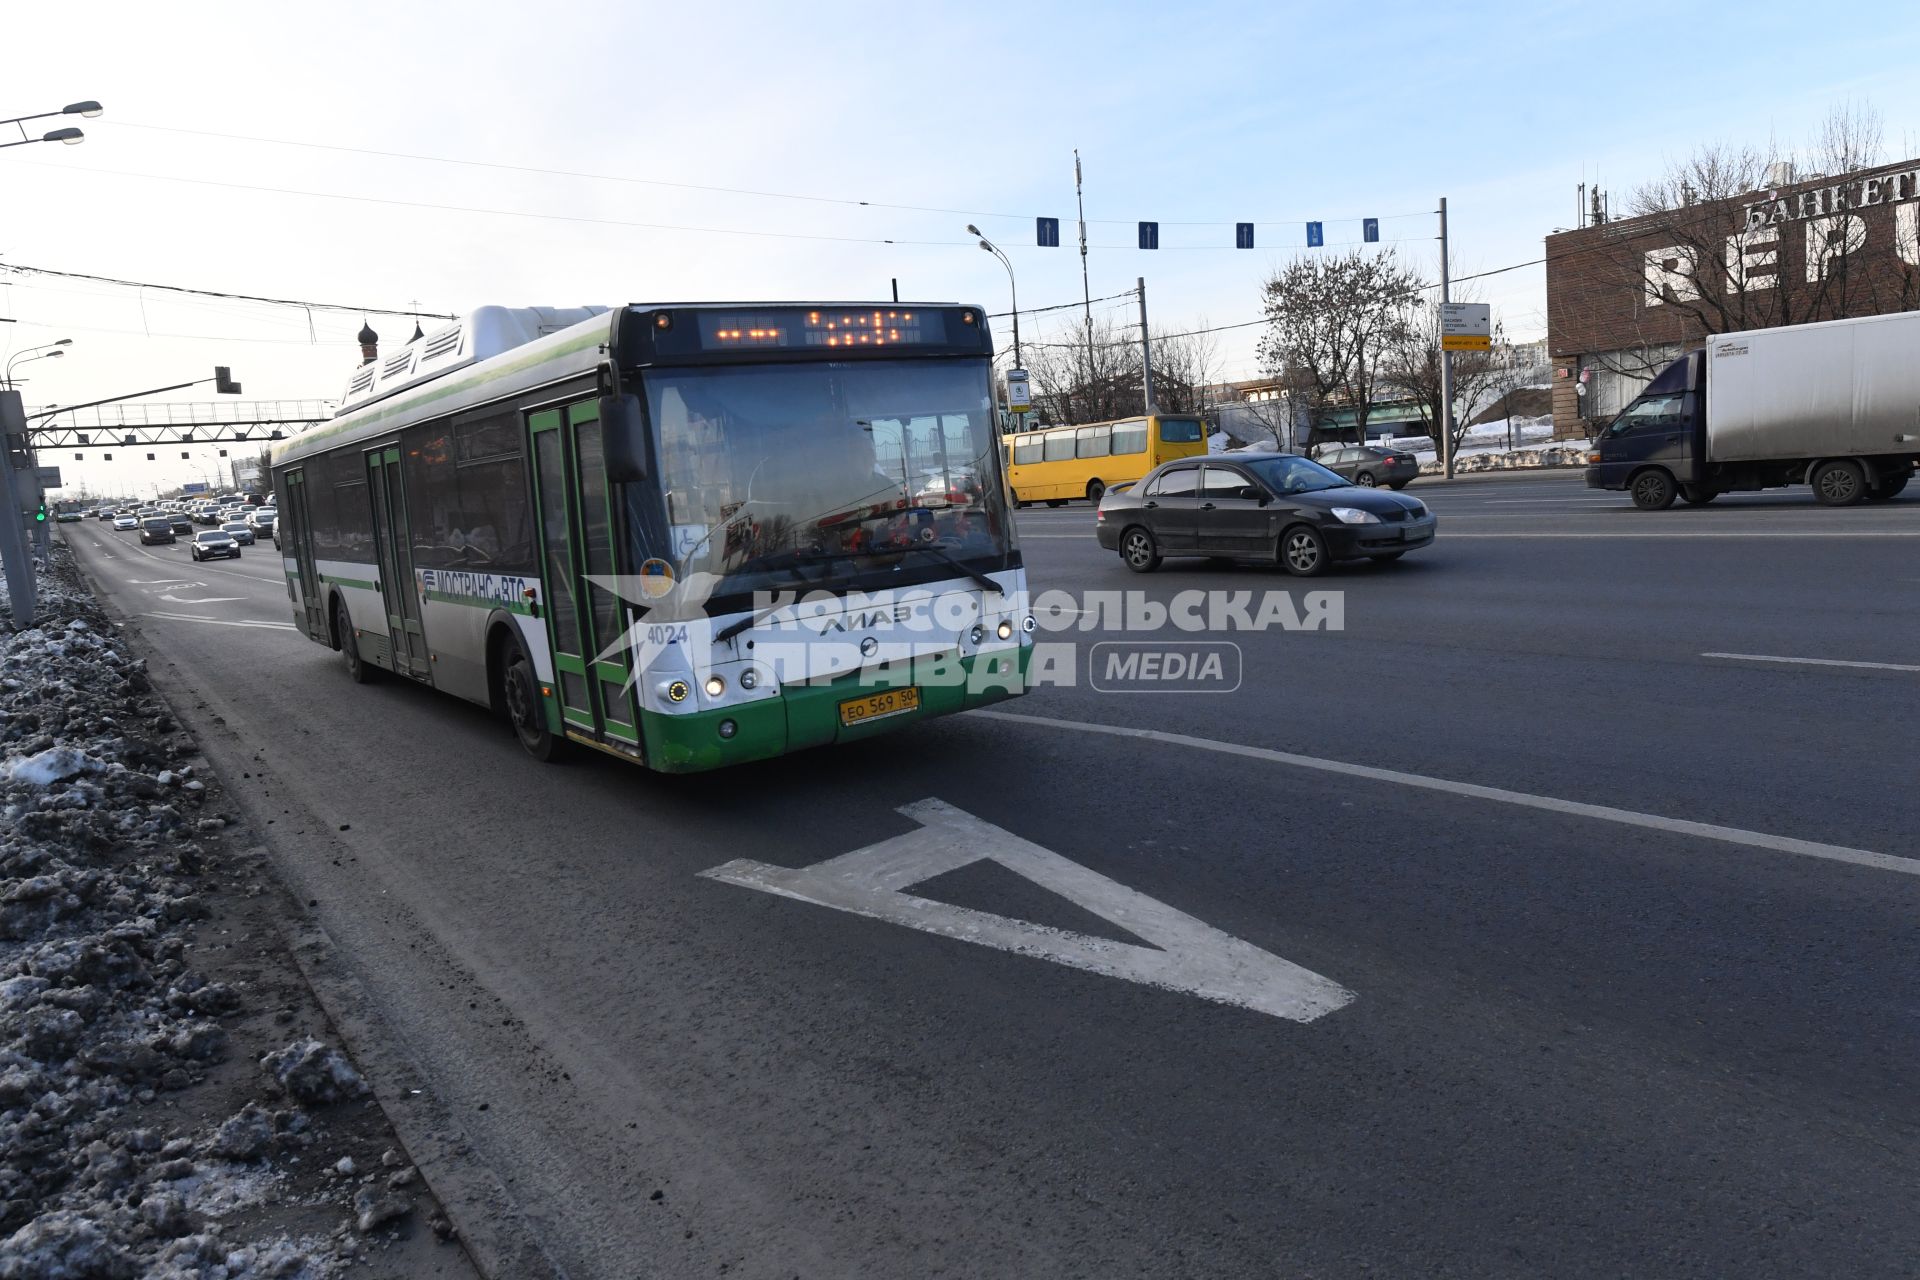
[271,303,1030,771]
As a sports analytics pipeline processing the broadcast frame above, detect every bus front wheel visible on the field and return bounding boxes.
[502,639,566,763]
[1086,479,1106,503]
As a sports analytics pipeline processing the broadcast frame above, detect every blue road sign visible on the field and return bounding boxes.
[1138,222,1159,250]
[1306,222,1324,248]
[1236,222,1255,249]
[1363,218,1379,243]
[1036,217,1060,247]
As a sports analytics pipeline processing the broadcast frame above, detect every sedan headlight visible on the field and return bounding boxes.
[1329,507,1382,525]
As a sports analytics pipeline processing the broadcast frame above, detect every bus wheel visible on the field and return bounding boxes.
[334,602,376,685]
[502,640,566,763]
[1086,479,1106,503]
[1046,499,1067,508]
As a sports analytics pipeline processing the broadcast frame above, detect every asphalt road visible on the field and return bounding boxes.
[57,474,1920,1278]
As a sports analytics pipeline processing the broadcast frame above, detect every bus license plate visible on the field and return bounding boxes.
[839,687,921,726]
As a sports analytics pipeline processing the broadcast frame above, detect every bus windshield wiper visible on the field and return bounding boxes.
[899,544,1003,595]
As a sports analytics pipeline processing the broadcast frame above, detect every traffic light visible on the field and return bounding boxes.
[214,366,242,395]
[34,501,47,523]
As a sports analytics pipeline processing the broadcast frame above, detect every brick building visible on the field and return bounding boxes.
[1544,158,1920,438]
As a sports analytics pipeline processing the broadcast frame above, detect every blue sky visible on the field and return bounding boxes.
[7,0,1920,494]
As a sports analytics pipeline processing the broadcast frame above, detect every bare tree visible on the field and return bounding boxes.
[1146,321,1220,416]
[1580,100,1912,382]
[1378,292,1503,460]
[1256,249,1427,444]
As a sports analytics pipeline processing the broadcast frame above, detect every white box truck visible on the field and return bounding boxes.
[1584,309,1920,508]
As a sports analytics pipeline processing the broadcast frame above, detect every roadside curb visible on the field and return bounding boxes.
[60,532,567,1280]
[1408,465,1586,486]
[269,895,568,1280]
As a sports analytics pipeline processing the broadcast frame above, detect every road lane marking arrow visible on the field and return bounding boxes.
[700,798,1353,1024]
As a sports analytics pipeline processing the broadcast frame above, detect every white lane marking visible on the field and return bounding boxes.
[130,578,197,585]
[143,612,298,630]
[972,710,1920,879]
[1016,534,1092,539]
[158,592,245,604]
[1443,532,1920,539]
[1479,497,1618,504]
[701,798,1353,1023]
[1703,652,1920,674]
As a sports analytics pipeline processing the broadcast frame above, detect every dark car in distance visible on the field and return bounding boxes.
[190,529,242,562]
[138,517,176,546]
[1096,454,1436,576]
[1308,444,1421,490]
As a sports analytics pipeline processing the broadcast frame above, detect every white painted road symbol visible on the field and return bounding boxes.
[701,798,1353,1023]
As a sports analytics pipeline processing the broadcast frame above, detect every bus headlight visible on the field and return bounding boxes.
[705,675,726,698]
[969,623,986,645]
[718,719,737,739]
[664,679,690,704]
[738,669,758,690]
[996,619,1013,640]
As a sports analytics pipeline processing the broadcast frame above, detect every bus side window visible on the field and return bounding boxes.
[1012,434,1043,465]
[1042,431,1075,462]
[1111,422,1147,455]
[1077,426,1111,458]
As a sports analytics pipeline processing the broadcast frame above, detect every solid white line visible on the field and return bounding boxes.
[1443,532,1920,539]
[143,612,298,630]
[970,708,1920,878]
[1702,652,1920,673]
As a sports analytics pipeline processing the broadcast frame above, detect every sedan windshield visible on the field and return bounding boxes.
[641,358,1012,598]
[1242,454,1354,495]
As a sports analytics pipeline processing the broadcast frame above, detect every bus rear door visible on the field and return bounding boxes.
[279,468,326,640]
[364,444,430,680]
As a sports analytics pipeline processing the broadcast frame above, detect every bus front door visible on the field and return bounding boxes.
[364,445,430,680]
[281,468,326,641]
[528,406,641,751]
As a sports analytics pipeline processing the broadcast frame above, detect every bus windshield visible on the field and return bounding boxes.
[643,358,1012,597]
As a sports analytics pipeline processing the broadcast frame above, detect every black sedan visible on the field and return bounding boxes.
[1095,455,1436,576]
[1307,444,1422,489]
[189,529,242,562]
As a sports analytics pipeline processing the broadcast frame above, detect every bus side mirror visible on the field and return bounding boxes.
[600,393,648,482]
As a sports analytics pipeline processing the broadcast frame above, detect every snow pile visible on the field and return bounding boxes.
[0,549,386,1278]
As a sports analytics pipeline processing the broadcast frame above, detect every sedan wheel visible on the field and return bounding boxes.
[1280,526,1330,577]
[1355,472,1377,487]
[1121,526,1161,573]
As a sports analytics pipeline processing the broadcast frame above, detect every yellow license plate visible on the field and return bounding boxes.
[838,686,921,726]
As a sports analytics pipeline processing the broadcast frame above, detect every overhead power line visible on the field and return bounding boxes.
[2,261,446,320]
[1011,254,1551,347]
[112,119,1435,231]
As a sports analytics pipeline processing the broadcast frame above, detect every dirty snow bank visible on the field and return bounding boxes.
[0,550,400,1278]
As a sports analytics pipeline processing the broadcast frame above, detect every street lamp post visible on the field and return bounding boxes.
[967,226,1023,429]
[966,226,1020,369]
[1,99,100,150]
[5,340,72,387]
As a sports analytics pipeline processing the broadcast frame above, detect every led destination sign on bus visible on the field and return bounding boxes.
[694,307,974,351]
